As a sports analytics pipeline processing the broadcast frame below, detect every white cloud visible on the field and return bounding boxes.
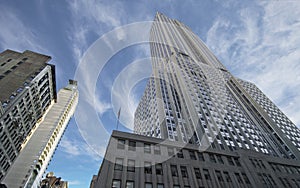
[68,180,81,185]
[59,136,103,161]
[206,1,300,127]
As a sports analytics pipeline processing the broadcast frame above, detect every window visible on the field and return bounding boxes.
[117,139,125,149]
[177,149,184,158]
[203,169,211,180]
[171,165,178,176]
[144,162,152,174]
[234,157,241,166]
[235,173,243,184]
[242,173,250,184]
[112,180,121,188]
[145,183,152,188]
[126,181,134,188]
[128,141,136,151]
[216,155,224,164]
[114,158,123,171]
[227,156,234,165]
[194,168,202,179]
[224,171,232,182]
[197,152,205,161]
[189,150,196,160]
[155,163,163,175]
[173,185,180,188]
[154,145,161,155]
[157,184,164,188]
[144,143,151,153]
[168,147,174,156]
[180,166,188,178]
[215,170,224,182]
[127,160,135,172]
[209,154,216,163]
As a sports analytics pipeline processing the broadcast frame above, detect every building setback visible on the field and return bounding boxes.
[2,80,78,188]
[92,12,300,187]
[0,50,56,181]
[93,131,300,188]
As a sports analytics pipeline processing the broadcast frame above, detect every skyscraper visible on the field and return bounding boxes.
[134,12,300,159]
[2,80,78,188]
[92,13,300,187]
[0,50,56,181]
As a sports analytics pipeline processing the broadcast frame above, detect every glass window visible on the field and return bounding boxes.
[155,163,163,175]
[117,139,125,149]
[203,169,211,180]
[126,181,134,188]
[144,162,152,174]
[157,184,164,188]
[234,157,241,166]
[194,168,202,179]
[180,166,188,178]
[112,180,121,188]
[209,154,216,163]
[215,170,224,182]
[154,145,161,155]
[242,173,250,184]
[114,158,123,171]
[129,141,136,151]
[145,183,152,188]
[197,152,205,161]
[227,157,234,165]
[235,173,243,184]
[171,165,178,176]
[127,159,135,172]
[189,150,196,160]
[144,143,151,153]
[177,149,184,158]
[216,155,224,164]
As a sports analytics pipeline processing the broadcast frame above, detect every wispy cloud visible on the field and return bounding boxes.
[0,5,48,54]
[206,1,300,126]
[59,136,103,161]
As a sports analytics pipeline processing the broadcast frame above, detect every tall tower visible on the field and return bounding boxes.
[2,80,78,188]
[134,12,300,159]
[0,50,56,181]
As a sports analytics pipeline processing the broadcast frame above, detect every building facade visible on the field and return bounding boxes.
[2,80,78,188]
[134,12,300,159]
[40,172,68,188]
[93,131,300,188]
[0,50,56,181]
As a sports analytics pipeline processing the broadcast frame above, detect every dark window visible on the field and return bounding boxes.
[227,156,234,165]
[171,165,178,176]
[235,173,243,184]
[154,145,161,155]
[4,70,11,75]
[180,166,188,178]
[144,162,152,174]
[189,150,196,160]
[234,157,241,166]
[114,158,123,171]
[197,152,205,161]
[177,149,184,158]
[0,75,4,79]
[128,141,136,151]
[215,170,224,182]
[11,65,17,69]
[194,168,202,179]
[224,171,232,182]
[117,139,125,149]
[144,143,151,153]
[209,154,216,163]
[127,160,135,172]
[203,169,211,180]
[155,163,163,175]
[17,61,24,65]
[216,155,224,164]
[1,62,6,66]
[242,173,250,184]
[112,179,121,188]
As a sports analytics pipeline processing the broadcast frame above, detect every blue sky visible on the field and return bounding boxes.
[1,0,300,187]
